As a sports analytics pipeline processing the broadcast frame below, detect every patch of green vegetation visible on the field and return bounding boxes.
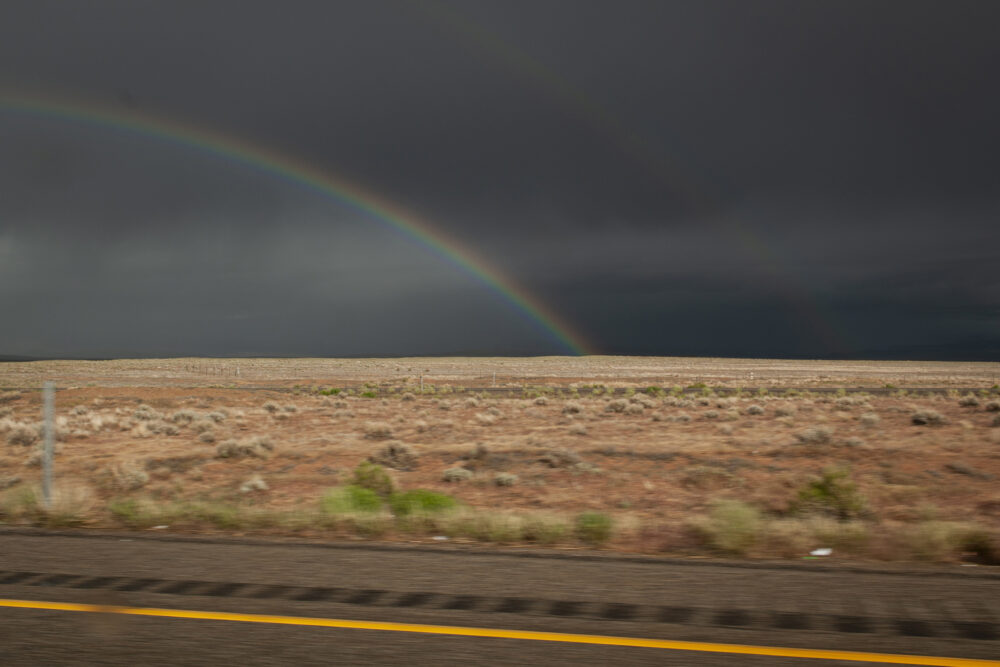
[317,387,341,396]
[575,511,613,546]
[697,499,762,555]
[360,391,378,398]
[389,489,458,516]
[792,467,868,520]
[321,485,384,514]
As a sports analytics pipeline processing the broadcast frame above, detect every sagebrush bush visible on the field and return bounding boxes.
[859,412,880,427]
[494,472,518,487]
[216,436,274,459]
[363,421,394,439]
[6,424,37,447]
[352,461,395,497]
[605,399,627,413]
[912,409,945,426]
[795,426,833,444]
[368,442,417,470]
[746,404,765,415]
[111,460,149,490]
[442,467,473,483]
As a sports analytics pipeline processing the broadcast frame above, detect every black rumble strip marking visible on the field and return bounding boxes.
[896,619,934,637]
[442,595,481,611]
[0,571,42,585]
[771,612,810,630]
[658,606,695,624]
[2,570,997,640]
[714,609,751,626]
[343,589,385,605]
[549,600,583,617]
[495,598,532,614]
[71,576,123,590]
[392,592,435,608]
[601,603,637,621]
[113,578,159,592]
[834,615,873,633]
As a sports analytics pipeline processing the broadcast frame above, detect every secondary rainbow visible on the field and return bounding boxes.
[0,94,592,355]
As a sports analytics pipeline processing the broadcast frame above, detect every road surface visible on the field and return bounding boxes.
[1,530,997,665]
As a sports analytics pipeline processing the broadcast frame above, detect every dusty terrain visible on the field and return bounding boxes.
[1,357,999,563]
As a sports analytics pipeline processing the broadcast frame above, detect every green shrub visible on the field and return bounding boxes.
[360,391,377,399]
[351,462,395,497]
[792,467,867,520]
[575,512,612,546]
[698,500,761,555]
[389,489,457,516]
[321,485,384,514]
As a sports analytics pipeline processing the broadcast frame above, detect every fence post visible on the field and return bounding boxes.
[42,381,55,509]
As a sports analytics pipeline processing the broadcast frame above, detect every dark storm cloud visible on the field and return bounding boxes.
[1,0,998,358]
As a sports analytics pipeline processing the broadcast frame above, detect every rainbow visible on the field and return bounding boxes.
[0,93,591,355]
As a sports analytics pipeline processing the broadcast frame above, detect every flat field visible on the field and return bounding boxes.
[1,357,999,563]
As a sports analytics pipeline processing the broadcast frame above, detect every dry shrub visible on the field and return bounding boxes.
[534,396,548,406]
[912,409,945,426]
[401,392,416,402]
[263,401,280,413]
[443,467,473,482]
[562,402,582,414]
[475,413,497,426]
[984,400,1000,412]
[606,399,628,413]
[111,460,150,490]
[240,475,269,493]
[369,441,418,471]
[132,405,159,421]
[494,472,518,487]
[625,403,644,415]
[6,423,37,447]
[859,412,880,427]
[745,404,765,415]
[363,421,394,439]
[198,430,216,443]
[170,409,197,424]
[958,394,980,407]
[569,423,588,436]
[795,426,833,444]
[216,436,274,459]
[774,405,797,417]
[538,449,582,468]
[191,419,215,434]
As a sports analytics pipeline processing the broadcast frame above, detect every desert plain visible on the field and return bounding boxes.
[1,356,999,564]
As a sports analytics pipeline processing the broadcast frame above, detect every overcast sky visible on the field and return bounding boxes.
[1,0,998,360]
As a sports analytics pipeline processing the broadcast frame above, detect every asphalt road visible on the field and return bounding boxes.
[1,530,998,666]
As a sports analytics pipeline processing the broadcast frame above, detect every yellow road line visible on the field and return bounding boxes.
[0,598,996,666]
